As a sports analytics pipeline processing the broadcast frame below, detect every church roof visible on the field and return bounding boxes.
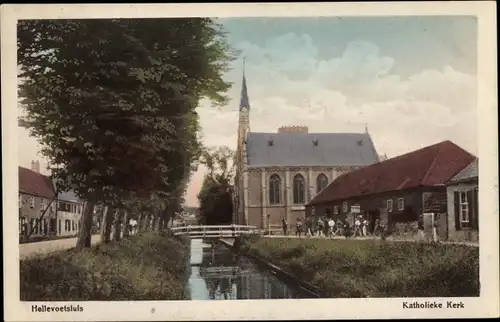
[239,71,250,110]
[245,132,380,167]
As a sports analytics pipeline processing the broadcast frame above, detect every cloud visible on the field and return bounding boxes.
[18,32,477,207]
[187,33,477,206]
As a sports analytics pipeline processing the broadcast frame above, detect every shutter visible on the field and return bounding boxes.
[466,190,473,229]
[454,191,461,231]
[472,188,479,230]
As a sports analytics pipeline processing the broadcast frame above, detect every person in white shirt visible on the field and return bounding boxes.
[354,216,362,237]
[362,217,368,236]
[328,218,335,237]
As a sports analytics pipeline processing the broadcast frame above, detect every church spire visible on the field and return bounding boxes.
[239,57,250,110]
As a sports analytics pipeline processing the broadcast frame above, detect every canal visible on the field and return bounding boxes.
[187,239,315,300]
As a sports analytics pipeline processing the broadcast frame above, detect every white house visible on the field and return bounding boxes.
[57,190,84,237]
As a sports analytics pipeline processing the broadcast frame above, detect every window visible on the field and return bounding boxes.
[58,220,61,234]
[386,199,393,212]
[43,218,48,234]
[316,174,329,194]
[40,198,45,212]
[72,220,75,231]
[292,174,305,204]
[397,198,404,211]
[29,196,35,208]
[19,195,22,209]
[342,202,348,213]
[333,206,339,215]
[459,191,469,223]
[30,218,35,234]
[268,174,282,205]
[65,220,70,232]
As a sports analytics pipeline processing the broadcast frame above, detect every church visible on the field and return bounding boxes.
[233,69,382,229]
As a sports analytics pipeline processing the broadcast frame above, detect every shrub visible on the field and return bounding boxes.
[20,232,190,301]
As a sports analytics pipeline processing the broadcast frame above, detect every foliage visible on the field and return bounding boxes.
[17,18,235,245]
[20,232,191,300]
[197,145,235,225]
[241,238,480,298]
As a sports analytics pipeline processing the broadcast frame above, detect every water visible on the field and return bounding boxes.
[187,239,314,300]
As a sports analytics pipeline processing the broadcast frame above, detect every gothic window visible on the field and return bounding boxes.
[268,174,281,205]
[293,174,305,204]
[316,174,329,193]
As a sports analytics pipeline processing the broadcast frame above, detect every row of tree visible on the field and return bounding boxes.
[18,18,235,251]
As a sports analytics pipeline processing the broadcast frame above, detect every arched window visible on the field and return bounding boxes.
[316,174,329,193]
[293,174,305,204]
[268,174,281,205]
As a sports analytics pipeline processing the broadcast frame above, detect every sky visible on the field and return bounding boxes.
[18,16,478,207]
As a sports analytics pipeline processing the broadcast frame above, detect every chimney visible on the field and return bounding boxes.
[277,125,309,133]
[31,160,40,173]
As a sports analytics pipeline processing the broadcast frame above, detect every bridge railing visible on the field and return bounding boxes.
[170,225,259,238]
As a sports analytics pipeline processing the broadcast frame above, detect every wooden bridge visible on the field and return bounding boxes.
[170,225,259,239]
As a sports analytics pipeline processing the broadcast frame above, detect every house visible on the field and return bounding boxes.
[306,141,476,239]
[18,161,57,239]
[233,68,381,229]
[446,158,478,242]
[57,190,84,237]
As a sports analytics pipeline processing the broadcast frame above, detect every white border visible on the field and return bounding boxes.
[2,2,498,321]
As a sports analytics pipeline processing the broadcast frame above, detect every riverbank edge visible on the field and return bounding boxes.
[20,231,191,301]
[218,239,322,298]
[231,236,480,298]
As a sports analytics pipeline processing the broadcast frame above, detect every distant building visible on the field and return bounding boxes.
[446,158,478,242]
[307,140,476,239]
[57,190,84,237]
[18,161,57,239]
[234,69,381,229]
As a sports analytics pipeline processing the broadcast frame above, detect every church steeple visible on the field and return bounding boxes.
[239,57,250,111]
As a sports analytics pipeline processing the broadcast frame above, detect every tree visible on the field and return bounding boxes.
[18,19,235,250]
[197,146,235,225]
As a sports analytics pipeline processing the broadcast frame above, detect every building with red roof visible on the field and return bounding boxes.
[18,161,57,239]
[306,140,476,239]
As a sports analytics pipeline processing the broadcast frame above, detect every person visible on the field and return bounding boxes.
[282,217,288,236]
[306,217,313,237]
[334,218,342,236]
[295,218,303,238]
[373,218,381,236]
[317,217,324,237]
[343,219,351,239]
[362,216,368,236]
[354,216,362,237]
[328,217,335,237]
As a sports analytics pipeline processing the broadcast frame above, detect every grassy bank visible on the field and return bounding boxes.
[237,236,479,298]
[20,232,190,301]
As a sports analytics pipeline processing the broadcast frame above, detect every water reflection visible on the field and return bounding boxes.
[188,239,313,300]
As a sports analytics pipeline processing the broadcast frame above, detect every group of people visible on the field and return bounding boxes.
[281,214,386,239]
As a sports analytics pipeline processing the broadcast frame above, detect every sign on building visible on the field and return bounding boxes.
[351,205,361,214]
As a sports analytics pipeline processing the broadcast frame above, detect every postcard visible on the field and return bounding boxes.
[2,2,498,321]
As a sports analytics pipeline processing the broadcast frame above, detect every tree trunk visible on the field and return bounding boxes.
[104,208,116,243]
[145,214,151,231]
[75,200,96,251]
[123,211,130,237]
[155,216,161,231]
[100,205,111,243]
[113,209,123,241]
